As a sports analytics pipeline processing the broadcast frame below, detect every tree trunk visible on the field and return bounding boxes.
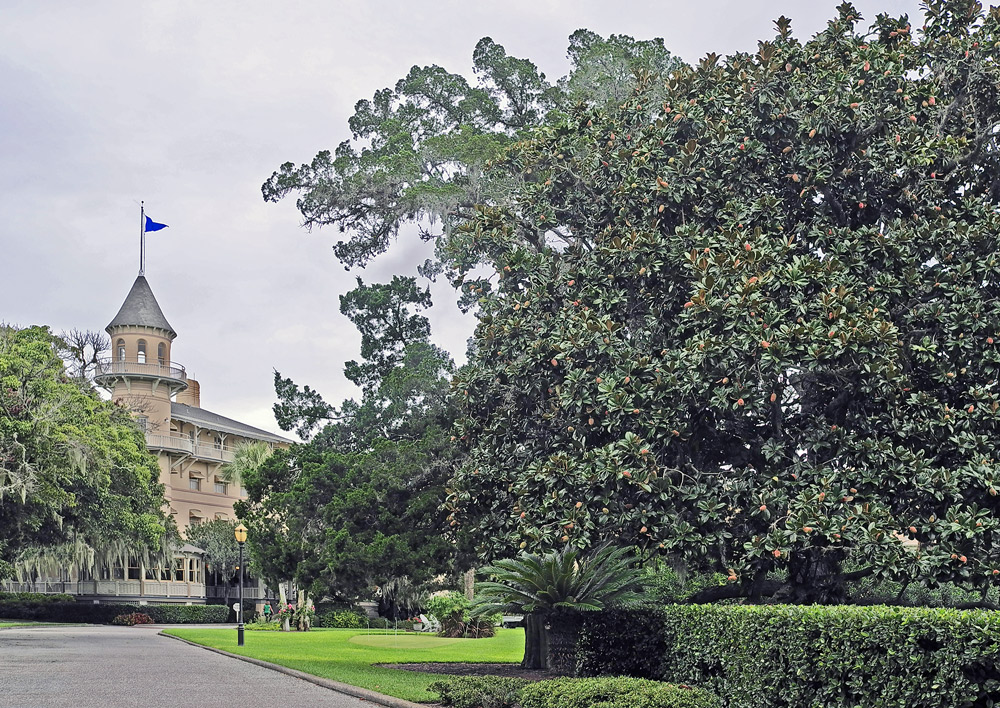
[545,612,582,676]
[279,581,291,632]
[297,589,311,631]
[463,568,475,601]
[521,613,548,669]
[773,547,848,604]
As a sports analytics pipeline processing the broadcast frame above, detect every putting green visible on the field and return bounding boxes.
[348,633,465,649]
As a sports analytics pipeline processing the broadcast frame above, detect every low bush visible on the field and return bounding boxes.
[317,609,369,628]
[0,599,229,624]
[245,618,283,631]
[143,604,229,624]
[111,612,154,626]
[0,592,76,604]
[427,592,500,638]
[579,604,1000,707]
[430,676,529,708]
[520,677,720,708]
[430,676,718,708]
[577,608,667,679]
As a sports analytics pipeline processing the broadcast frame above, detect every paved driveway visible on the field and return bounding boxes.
[0,625,373,708]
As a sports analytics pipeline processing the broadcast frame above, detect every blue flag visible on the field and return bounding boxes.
[145,215,168,232]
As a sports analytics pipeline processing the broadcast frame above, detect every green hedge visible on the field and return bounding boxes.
[0,592,76,604]
[317,609,369,628]
[430,676,719,708]
[520,677,720,708]
[578,605,1000,708]
[430,676,529,708]
[0,599,229,624]
[577,608,667,679]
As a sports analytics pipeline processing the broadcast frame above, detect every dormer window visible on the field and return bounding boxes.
[137,340,147,364]
[117,339,125,361]
[157,342,166,365]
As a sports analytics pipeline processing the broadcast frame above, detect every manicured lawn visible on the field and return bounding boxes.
[164,627,524,703]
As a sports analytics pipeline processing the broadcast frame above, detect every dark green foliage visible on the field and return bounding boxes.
[577,604,1000,707]
[430,675,529,708]
[520,677,719,708]
[246,278,462,601]
[426,591,499,638]
[339,276,433,390]
[272,372,334,440]
[475,545,644,672]
[0,591,75,604]
[263,34,678,284]
[430,675,718,708]
[0,325,170,574]
[577,608,667,680]
[185,519,239,584]
[317,609,368,628]
[476,545,645,614]
[449,2,1000,604]
[220,599,256,624]
[0,600,228,624]
[641,566,729,605]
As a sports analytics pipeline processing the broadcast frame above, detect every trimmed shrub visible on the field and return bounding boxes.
[143,604,229,624]
[0,592,75,604]
[430,676,529,708]
[245,618,282,631]
[427,591,500,638]
[111,612,154,626]
[577,608,668,679]
[579,605,1000,707]
[317,609,369,628]
[0,599,229,624]
[521,677,719,708]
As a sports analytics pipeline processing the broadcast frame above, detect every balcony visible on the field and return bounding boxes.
[94,358,188,390]
[145,433,236,463]
[1,579,207,600]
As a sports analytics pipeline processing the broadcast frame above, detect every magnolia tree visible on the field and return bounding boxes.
[447,1,1000,603]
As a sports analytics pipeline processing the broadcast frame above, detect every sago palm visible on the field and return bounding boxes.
[474,544,644,674]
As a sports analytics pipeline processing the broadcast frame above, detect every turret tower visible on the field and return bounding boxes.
[94,275,187,435]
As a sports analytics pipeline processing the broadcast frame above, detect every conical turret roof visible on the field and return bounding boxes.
[106,275,176,337]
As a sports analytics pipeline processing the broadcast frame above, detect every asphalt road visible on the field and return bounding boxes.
[0,625,375,708]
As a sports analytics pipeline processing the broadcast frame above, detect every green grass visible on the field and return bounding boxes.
[0,620,69,628]
[164,627,524,703]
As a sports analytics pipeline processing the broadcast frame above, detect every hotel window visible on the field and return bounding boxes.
[174,558,185,581]
[157,342,166,365]
[214,480,227,495]
[127,559,141,580]
[136,415,148,432]
[188,558,202,584]
[240,487,248,498]
[189,477,201,491]
[116,339,125,361]
[137,340,147,364]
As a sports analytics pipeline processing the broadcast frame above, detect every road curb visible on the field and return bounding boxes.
[158,631,428,708]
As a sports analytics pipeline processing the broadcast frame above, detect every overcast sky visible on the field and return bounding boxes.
[0,0,922,437]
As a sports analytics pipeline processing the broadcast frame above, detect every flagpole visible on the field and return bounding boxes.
[140,201,145,276]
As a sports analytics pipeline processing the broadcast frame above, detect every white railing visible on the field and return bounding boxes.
[95,358,187,384]
[2,579,206,598]
[144,434,236,462]
[205,586,263,599]
[145,434,194,454]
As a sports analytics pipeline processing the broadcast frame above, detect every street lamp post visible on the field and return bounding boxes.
[234,523,247,647]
